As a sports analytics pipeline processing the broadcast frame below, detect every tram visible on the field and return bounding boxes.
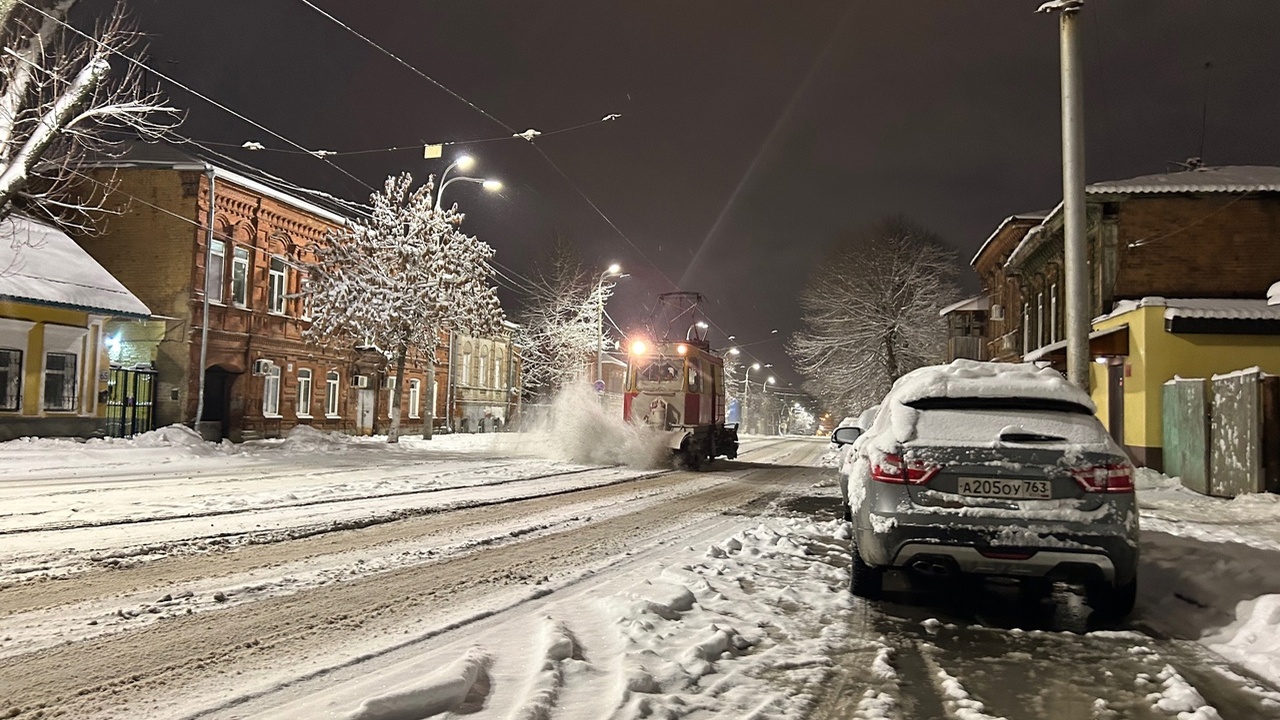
[623,332,739,470]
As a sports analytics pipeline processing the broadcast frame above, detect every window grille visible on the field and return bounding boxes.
[43,352,77,411]
[0,348,21,411]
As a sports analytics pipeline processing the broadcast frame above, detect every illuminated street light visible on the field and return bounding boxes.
[596,263,625,389]
[435,154,501,211]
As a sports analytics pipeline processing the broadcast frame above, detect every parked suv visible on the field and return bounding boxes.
[831,360,1139,617]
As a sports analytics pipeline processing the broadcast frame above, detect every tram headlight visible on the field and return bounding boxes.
[676,344,688,355]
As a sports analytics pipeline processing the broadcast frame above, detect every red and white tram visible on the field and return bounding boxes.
[623,335,739,469]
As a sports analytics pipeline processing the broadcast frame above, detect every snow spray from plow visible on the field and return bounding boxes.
[517,382,671,469]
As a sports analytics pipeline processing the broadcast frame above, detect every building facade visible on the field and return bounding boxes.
[75,145,451,440]
[0,216,150,441]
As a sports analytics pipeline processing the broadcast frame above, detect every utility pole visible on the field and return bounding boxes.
[1043,0,1090,389]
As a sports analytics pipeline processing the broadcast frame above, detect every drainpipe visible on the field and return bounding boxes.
[194,165,216,427]
[445,330,455,432]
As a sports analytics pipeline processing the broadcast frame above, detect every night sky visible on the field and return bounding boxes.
[85,0,1280,389]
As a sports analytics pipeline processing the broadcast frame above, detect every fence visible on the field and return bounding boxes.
[1163,368,1279,497]
[105,365,157,438]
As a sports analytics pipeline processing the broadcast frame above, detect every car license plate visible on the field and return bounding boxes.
[957,477,1051,500]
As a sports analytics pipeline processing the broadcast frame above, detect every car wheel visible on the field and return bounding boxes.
[1089,577,1137,619]
[849,537,883,599]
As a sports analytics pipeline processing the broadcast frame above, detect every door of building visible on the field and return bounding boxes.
[356,388,375,435]
[1107,361,1125,447]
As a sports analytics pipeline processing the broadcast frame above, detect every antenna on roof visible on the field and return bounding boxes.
[1197,60,1212,166]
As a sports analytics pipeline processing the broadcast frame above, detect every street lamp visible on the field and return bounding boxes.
[743,362,760,432]
[765,376,778,434]
[435,154,502,211]
[596,263,623,390]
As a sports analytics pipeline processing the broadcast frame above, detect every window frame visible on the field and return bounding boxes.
[1049,283,1059,344]
[1036,292,1045,349]
[231,246,250,308]
[43,351,78,412]
[268,256,288,315]
[408,378,421,418]
[0,347,22,412]
[262,363,281,417]
[207,239,226,304]
[325,370,340,417]
[296,368,313,418]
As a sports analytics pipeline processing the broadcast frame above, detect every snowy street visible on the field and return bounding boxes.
[3,429,1280,719]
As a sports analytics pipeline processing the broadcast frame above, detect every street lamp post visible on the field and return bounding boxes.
[596,263,622,390]
[764,375,777,435]
[743,362,760,432]
[434,154,502,212]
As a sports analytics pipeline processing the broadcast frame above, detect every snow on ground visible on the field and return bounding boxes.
[4,414,1280,715]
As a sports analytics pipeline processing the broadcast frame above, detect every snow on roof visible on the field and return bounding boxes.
[938,294,989,317]
[1099,296,1280,322]
[970,210,1049,267]
[1269,281,1280,306]
[1086,166,1280,196]
[886,359,1096,412]
[0,216,150,317]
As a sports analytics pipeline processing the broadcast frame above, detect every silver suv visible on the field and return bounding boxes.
[832,360,1139,617]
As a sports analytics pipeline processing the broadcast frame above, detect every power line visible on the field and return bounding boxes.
[19,0,375,193]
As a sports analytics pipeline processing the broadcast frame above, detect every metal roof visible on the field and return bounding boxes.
[1087,166,1280,196]
[969,210,1049,267]
[1101,296,1280,322]
[938,294,989,317]
[0,216,151,317]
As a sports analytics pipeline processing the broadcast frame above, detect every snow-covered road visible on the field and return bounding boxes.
[2,428,1280,719]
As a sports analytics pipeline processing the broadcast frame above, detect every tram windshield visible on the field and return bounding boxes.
[635,357,685,390]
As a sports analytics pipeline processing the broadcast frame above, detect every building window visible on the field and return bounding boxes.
[263,364,281,416]
[207,239,226,303]
[231,247,250,307]
[43,352,77,411]
[1022,304,1030,354]
[269,257,288,314]
[408,378,421,418]
[299,270,313,321]
[1049,284,1059,344]
[325,371,340,416]
[297,368,313,417]
[461,343,472,387]
[494,352,504,390]
[0,348,21,411]
[479,347,490,387]
[1036,292,1045,349]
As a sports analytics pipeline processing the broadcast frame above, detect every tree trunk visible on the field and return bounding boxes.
[387,344,407,444]
[883,328,901,382]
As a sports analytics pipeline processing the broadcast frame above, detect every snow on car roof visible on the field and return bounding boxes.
[885,359,1096,413]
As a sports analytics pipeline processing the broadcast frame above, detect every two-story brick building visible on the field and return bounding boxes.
[74,143,451,440]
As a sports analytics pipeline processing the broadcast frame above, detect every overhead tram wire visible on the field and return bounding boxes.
[292,0,679,294]
[19,0,375,194]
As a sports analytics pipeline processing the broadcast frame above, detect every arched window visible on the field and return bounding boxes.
[479,346,490,387]
[461,343,473,387]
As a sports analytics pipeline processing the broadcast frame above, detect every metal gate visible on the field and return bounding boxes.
[106,365,157,438]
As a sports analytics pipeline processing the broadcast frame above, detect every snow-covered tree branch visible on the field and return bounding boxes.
[788,216,963,416]
[0,0,178,229]
[515,237,615,401]
[305,172,505,442]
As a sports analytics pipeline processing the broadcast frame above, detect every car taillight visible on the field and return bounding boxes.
[1071,464,1134,493]
[871,453,941,485]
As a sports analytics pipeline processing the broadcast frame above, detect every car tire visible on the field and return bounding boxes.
[1089,577,1137,619]
[849,538,883,599]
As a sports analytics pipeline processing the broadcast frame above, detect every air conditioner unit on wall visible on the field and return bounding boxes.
[252,358,273,376]
[990,304,1005,321]
[351,374,370,389]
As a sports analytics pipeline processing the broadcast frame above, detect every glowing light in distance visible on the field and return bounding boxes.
[455,155,476,171]
[482,179,503,191]
[676,344,688,355]
[630,339,648,355]
[607,263,622,275]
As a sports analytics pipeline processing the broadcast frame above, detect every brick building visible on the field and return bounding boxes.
[74,144,450,440]
[967,211,1047,361]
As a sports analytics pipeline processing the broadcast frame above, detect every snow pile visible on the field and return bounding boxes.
[1138,663,1222,719]
[1204,596,1280,686]
[279,424,352,452]
[518,382,669,469]
[129,424,210,450]
[344,647,491,720]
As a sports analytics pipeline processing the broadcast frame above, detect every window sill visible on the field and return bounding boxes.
[296,414,313,420]
[263,412,283,419]
[408,415,420,420]
[325,414,341,420]
[268,311,290,318]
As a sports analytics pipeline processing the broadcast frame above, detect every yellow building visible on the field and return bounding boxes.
[1083,297,1280,469]
[0,216,150,441]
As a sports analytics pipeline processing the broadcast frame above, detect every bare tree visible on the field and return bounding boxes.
[305,173,505,443]
[515,236,614,400]
[0,0,176,229]
[788,216,963,415]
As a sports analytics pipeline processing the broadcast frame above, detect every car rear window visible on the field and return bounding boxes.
[905,407,1113,447]
[906,396,1095,415]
